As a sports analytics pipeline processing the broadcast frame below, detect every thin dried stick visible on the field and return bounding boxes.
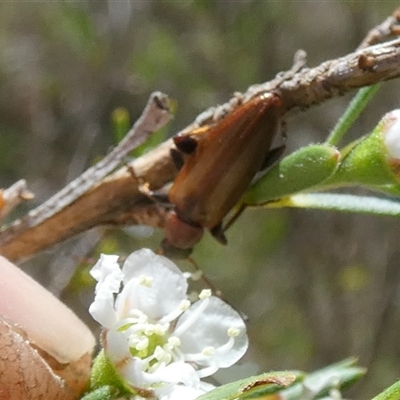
[2,16,400,263]
[26,92,172,227]
[0,181,34,221]
[177,37,400,137]
[358,7,400,49]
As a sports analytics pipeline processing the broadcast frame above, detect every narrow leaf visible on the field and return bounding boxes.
[371,380,400,400]
[276,193,400,216]
[327,85,380,146]
[196,371,300,400]
[278,358,365,400]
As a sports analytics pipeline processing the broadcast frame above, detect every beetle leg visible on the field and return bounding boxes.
[259,119,287,171]
[220,204,247,234]
[173,134,199,154]
[259,144,286,171]
[127,164,171,203]
[210,223,228,245]
[170,148,185,171]
[144,187,170,203]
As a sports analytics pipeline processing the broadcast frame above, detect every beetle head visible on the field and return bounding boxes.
[161,210,204,259]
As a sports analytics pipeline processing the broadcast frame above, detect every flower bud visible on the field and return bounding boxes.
[241,144,341,205]
[325,109,400,195]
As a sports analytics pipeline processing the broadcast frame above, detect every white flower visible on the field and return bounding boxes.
[89,249,248,399]
[383,109,400,160]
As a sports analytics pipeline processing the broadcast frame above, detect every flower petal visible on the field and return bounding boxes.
[158,384,211,400]
[90,254,121,291]
[384,109,400,160]
[177,296,248,369]
[89,254,123,328]
[116,249,188,320]
[105,328,131,365]
[89,249,249,397]
[149,362,200,387]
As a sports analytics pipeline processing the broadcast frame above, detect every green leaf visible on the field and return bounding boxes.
[326,85,380,146]
[88,350,134,397]
[276,193,400,216]
[324,113,400,193]
[278,358,366,400]
[241,144,340,205]
[196,359,364,400]
[371,379,400,400]
[196,371,300,400]
[80,385,120,400]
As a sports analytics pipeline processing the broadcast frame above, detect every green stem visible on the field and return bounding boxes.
[326,85,380,146]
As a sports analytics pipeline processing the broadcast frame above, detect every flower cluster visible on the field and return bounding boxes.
[89,249,248,399]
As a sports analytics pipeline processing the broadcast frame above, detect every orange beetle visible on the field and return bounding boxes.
[162,93,284,257]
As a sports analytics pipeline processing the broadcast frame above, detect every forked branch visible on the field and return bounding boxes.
[1,9,400,263]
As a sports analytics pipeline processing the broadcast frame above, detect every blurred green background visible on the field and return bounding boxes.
[1,1,400,399]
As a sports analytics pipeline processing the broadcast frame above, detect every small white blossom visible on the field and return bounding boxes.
[383,109,400,160]
[89,249,248,399]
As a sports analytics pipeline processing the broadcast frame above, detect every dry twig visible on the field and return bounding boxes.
[2,15,400,263]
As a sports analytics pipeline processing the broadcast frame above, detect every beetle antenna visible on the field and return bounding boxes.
[221,204,247,233]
